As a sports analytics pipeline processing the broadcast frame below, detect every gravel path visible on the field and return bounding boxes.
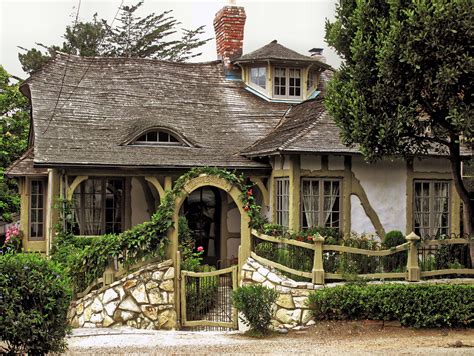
[66,322,474,355]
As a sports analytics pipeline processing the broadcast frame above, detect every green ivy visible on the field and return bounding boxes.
[52,167,263,294]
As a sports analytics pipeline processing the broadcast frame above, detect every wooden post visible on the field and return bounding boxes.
[175,250,181,329]
[406,232,420,282]
[312,235,325,285]
[102,263,115,286]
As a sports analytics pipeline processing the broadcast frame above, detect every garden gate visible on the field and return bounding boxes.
[180,265,238,329]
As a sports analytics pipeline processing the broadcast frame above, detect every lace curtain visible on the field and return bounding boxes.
[324,182,339,226]
[302,180,318,227]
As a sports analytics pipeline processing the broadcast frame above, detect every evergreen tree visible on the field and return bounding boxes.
[325,0,473,235]
[0,66,29,222]
[18,1,210,74]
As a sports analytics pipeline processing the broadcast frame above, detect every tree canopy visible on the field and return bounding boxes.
[19,1,211,74]
[325,0,473,234]
[0,66,29,222]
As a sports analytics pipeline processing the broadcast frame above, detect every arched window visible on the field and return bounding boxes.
[134,130,182,145]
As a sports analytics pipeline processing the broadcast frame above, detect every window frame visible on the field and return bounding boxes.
[275,177,290,228]
[413,180,451,238]
[300,178,342,231]
[29,179,46,241]
[273,67,302,99]
[73,177,125,236]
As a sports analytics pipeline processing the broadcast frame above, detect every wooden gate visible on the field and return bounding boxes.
[180,265,238,329]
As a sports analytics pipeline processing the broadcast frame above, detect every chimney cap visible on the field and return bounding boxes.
[227,0,237,5]
[309,48,324,55]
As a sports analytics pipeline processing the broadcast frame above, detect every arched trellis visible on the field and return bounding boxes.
[167,174,251,270]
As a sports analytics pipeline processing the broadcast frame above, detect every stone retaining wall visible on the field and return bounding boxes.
[241,257,474,330]
[241,257,323,330]
[69,260,177,330]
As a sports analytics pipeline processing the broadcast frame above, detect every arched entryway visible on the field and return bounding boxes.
[167,174,251,270]
[168,174,251,330]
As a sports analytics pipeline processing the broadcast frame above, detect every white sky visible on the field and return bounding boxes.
[0,0,342,79]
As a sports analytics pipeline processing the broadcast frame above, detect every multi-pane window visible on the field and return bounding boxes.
[29,180,45,240]
[414,181,450,237]
[273,67,301,98]
[307,70,319,90]
[250,67,266,89]
[301,178,341,230]
[135,131,180,145]
[275,178,290,227]
[73,178,124,235]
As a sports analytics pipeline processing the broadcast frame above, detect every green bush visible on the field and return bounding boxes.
[308,283,474,328]
[0,253,72,354]
[232,284,278,335]
[382,230,407,272]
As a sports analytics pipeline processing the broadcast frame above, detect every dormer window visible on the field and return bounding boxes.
[250,66,266,89]
[274,67,301,99]
[134,130,182,145]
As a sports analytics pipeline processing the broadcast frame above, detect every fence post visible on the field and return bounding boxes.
[312,235,325,285]
[406,232,420,282]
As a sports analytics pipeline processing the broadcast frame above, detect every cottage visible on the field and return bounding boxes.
[6,2,470,269]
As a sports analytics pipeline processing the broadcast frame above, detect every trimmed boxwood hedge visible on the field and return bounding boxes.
[308,284,474,328]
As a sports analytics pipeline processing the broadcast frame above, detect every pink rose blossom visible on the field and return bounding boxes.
[197,246,204,252]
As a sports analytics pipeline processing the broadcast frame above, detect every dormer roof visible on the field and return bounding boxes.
[234,40,333,70]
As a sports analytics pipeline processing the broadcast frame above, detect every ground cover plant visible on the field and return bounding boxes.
[0,253,71,354]
[308,283,474,328]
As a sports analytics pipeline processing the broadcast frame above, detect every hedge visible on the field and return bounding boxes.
[0,253,72,354]
[308,283,474,328]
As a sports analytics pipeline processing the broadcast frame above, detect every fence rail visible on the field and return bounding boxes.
[250,229,473,284]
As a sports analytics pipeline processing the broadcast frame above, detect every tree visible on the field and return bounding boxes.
[325,0,473,236]
[19,1,210,74]
[0,66,29,222]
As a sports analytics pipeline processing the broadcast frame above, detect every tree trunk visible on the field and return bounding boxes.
[448,136,473,265]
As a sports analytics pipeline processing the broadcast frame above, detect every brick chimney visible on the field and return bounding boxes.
[213,0,246,72]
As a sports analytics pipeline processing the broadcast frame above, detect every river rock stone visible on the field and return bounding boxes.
[131,283,149,304]
[119,296,141,313]
[276,294,295,309]
[103,288,119,304]
[163,267,175,280]
[160,280,174,292]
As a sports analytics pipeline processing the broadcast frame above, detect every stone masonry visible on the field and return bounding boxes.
[69,260,177,330]
[241,257,324,330]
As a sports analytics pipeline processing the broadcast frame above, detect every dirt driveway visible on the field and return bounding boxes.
[67,321,474,355]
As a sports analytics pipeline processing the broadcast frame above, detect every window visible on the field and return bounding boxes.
[274,67,301,99]
[29,180,45,240]
[275,178,289,227]
[307,70,319,90]
[250,67,266,89]
[301,178,341,230]
[134,130,181,145]
[414,181,450,237]
[73,178,124,235]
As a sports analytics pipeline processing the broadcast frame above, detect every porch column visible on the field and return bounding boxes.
[289,155,301,232]
[45,168,60,255]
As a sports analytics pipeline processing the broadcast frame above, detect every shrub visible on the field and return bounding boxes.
[0,253,72,354]
[308,283,474,328]
[232,284,278,335]
[382,230,407,272]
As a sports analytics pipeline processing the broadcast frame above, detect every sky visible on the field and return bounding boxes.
[0,0,342,79]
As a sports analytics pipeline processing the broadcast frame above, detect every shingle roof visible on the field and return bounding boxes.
[234,40,333,70]
[22,53,290,170]
[241,97,359,157]
[5,148,48,177]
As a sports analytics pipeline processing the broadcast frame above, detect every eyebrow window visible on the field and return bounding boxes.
[134,131,181,145]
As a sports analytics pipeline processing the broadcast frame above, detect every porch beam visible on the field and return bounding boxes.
[250,177,270,206]
[66,175,88,200]
[145,176,166,201]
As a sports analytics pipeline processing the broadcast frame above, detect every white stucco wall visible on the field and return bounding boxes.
[301,154,321,170]
[351,157,406,234]
[350,195,376,234]
[131,178,151,227]
[227,206,240,234]
[413,158,451,172]
[274,155,291,170]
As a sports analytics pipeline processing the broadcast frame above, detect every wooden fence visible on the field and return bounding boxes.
[250,229,474,284]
